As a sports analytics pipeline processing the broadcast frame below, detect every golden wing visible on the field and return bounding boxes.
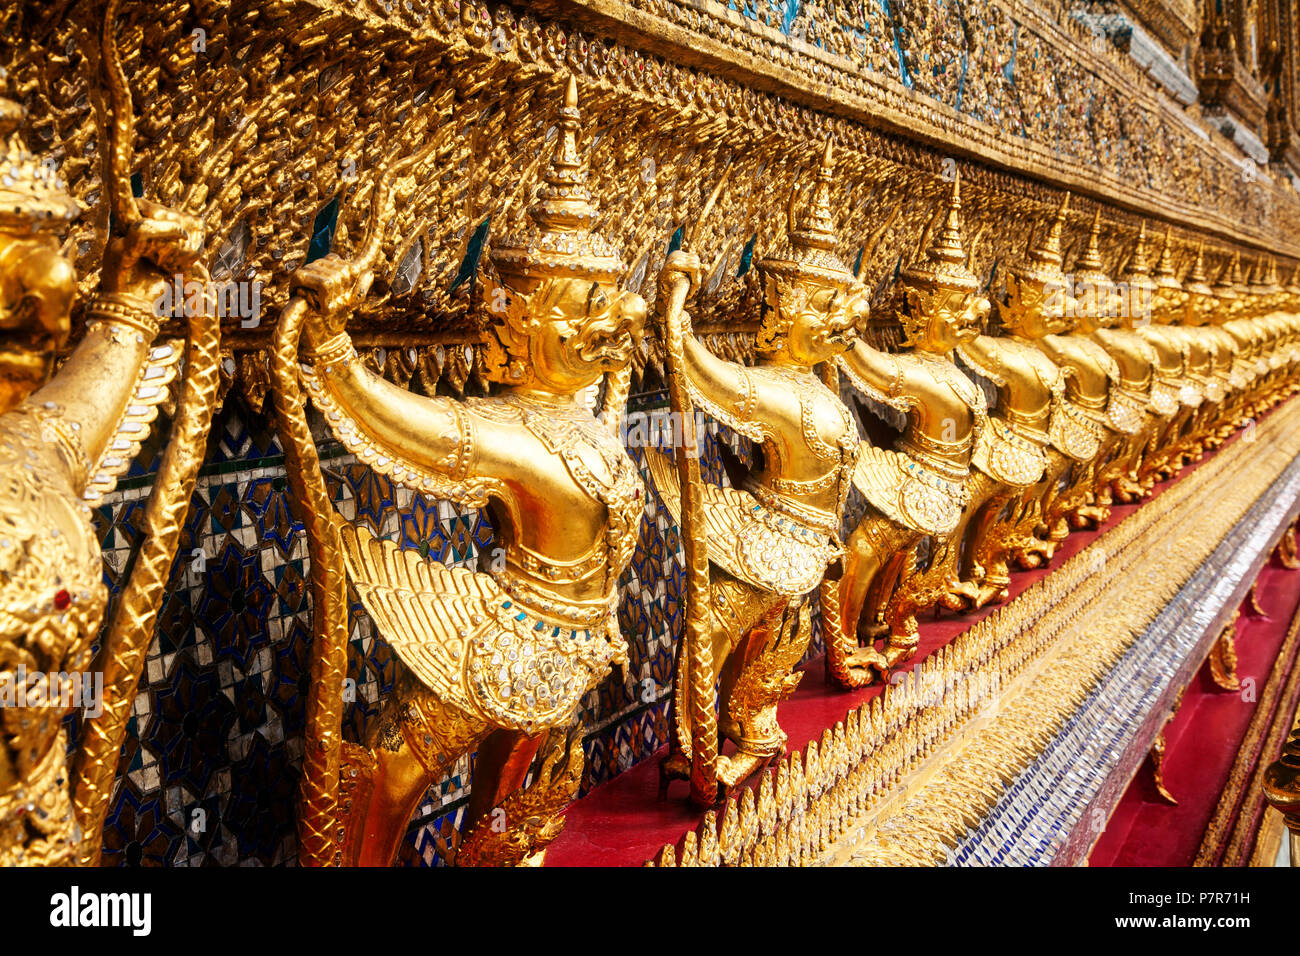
[339,522,494,715]
[339,523,623,733]
[82,339,184,504]
[644,449,836,596]
[852,444,965,537]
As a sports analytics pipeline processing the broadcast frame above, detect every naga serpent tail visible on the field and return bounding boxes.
[72,278,222,863]
[662,273,718,806]
[272,299,350,866]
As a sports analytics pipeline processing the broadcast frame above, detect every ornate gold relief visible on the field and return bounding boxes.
[273,76,646,865]
[2,0,220,867]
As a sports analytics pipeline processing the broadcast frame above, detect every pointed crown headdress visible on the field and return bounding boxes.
[758,141,856,289]
[1212,251,1243,300]
[899,171,980,298]
[491,77,624,286]
[1074,209,1110,286]
[1015,192,1070,288]
[1183,241,1213,299]
[1153,225,1182,291]
[1123,221,1157,292]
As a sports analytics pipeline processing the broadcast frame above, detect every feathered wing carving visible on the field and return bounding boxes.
[644,448,836,597]
[338,523,623,734]
[851,444,965,537]
[339,521,490,711]
[81,340,185,504]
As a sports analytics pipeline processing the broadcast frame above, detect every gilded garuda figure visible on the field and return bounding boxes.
[945,200,1095,609]
[1086,221,1171,503]
[1133,225,1203,486]
[1204,252,1253,431]
[1177,243,1236,454]
[1067,210,1146,505]
[2,0,219,866]
[988,194,1105,569]
[1007,203,1134,543]
[831,173,987,686]
[273,77,647,866]
[646,143,861,804]
[1216,254,1278,421]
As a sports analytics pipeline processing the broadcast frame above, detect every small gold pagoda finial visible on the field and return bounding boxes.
[1077,208,1105,273]
[1187,239,1207,283]
[492,75,624,284]
[789,140,838,253]
[1185,240,1211,288]
[1212,251,1241,299]
[900,171,979,295]
[1155,224,1178,279]
[1030,192,1069,268]
[759,140,855,287]
[1125,220,1153,279]
[928,170,969,268]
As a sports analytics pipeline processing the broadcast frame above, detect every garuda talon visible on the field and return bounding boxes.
[1,1,218,868]
[832,172,987,687]
[275,77,647,866]
[646,142,863,805]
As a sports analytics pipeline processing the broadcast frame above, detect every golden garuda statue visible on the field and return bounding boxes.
[990,194,1105,571]
[1087,221,1171,504]
[832,172,988,687]
[273,77,647,866]
[646,142,862,805]
[947,195,1094,609]
[1175,242,1235,455]
[1017,202,1138,541]
[2,0,219,867]
[1133,224,1203,487]
[1209,253,1257,426]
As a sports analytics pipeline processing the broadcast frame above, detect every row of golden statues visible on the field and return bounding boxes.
[2,5,1299,867]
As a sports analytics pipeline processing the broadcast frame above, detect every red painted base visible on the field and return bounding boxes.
[1088,557,1300,866]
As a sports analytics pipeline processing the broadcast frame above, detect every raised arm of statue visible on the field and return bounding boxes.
[291,254,482,495]
[657,248,769,443]
[838,339,914,412]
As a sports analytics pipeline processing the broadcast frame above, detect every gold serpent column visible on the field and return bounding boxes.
[661,266,719,806]
[70,0,223,865]
[819,359,865,690]
[272,298,349,867]
[73,293,221,865]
